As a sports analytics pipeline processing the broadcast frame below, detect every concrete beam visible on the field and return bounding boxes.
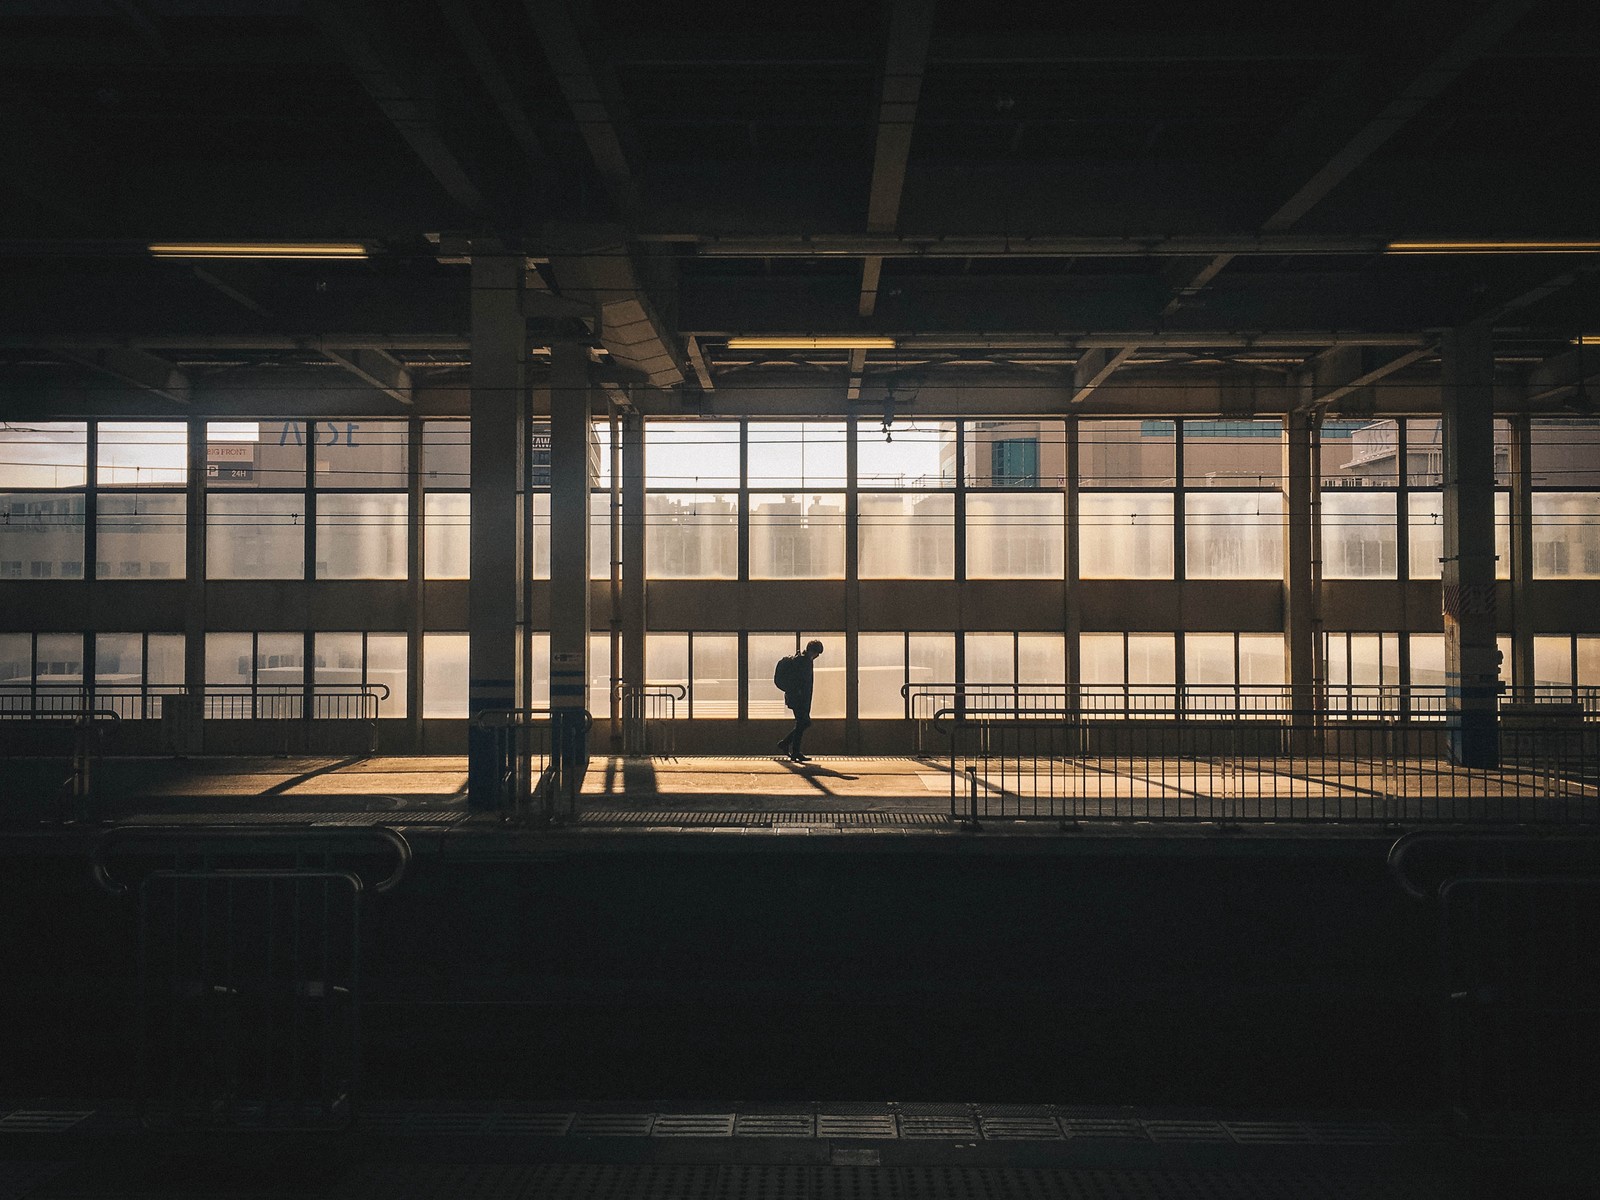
[312,0,487,214]
[322,347,413,406]
[684,334,715,392]
[1070,346,1137,404]
[59,347,189,404]
[1301,344,1435,412]
[1525,347,1600,405]
[546,227,686,388]
[437,0,550,170]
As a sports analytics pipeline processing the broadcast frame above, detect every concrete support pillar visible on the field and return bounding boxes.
[1063,415,1081,695]
[466,250,527,807]
[184,417,207,745]
[548,340,594,762]
[1440,322,1501,767]
[619,410,646,750]
[1508,412,1536,693]
[844,415,861,750]
[1283,409,1320,715]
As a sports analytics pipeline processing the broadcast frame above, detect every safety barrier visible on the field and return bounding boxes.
[620,683,685,757]
[92,825,411,1131]
[939,710,1600,826]
[470,707,592,824]
[1388,832,1600,1136]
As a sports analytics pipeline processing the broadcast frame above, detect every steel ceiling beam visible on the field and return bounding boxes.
[437,0,551,171]
[663,233,1391,257]
[58,347,189,404]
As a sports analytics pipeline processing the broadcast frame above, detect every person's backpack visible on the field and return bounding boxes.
[773,653,803,693]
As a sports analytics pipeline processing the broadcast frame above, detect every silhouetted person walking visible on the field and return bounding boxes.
[774,639,824,762]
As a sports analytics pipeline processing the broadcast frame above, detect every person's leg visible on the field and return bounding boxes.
[777,698,800,754]
[789,703,812,759]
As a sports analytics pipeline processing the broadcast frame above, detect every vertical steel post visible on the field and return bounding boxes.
[548,340,594,794]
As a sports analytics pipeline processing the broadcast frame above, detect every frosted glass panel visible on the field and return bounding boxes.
[810,633,845,718]
[1321,492,1396,579]
[205,633,253,688]
[1238,635,1285,685]
[1018,634,1065,684]
[748,422,848,488]
[857,422,955,487]
[1405,491,1509,580]
[1079,492,1173,578]
[1184,634,1235,685]
[646,633,689,688]
[749,494,846,578]
[1533,493,1600,578]
[1578,637,1600,687]
[0,634,29,685]
[0,422,87,488]
[96,493,185,579]
[747,634,794,719]
[316,494,407,578]
[205,421,305,489]
[647,421,739,488]
[35,633,83,682]
[964,632,1014,684]
[966,493,1063,578]
[207,494,304,579]
[422,633,468,718]
[1408,634,1445,689]
[1079,634,1124,684]
[367,633,407,717]
[1529,418,1600,488]
[97,422,187,486]
[858,492,953,578]
[908,634,955,693]
[1128,635,1176,685]
[590,492,609,581]
[858,633,905,719]
[424,493,469,579]
[1533,636,1572,687]
[647,493,738,578]
[1184,492,1284,579]
[692,633,738,718]
[0,492,85,579]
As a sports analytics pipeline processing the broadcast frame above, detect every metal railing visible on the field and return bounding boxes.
[0,683,389,722]
[471,707,592,825]
[939,709,1599,826]
[620,683,685,757]
[92,826,410,1132]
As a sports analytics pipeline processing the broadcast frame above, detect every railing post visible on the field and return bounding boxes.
[963,765,982,831]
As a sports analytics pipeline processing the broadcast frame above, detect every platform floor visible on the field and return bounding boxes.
[3,752,1594,834]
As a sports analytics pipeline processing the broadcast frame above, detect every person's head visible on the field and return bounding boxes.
[804,639,824,659]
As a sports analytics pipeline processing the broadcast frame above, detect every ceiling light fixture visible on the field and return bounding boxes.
[1385,240,1600,255]
[148,242,369,259]
[1572,335,1600,346]
[726,336,896,351]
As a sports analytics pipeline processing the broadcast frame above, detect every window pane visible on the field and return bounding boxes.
[1530,418,1600,488]
[316,494,407,579]
[646,633,689,690]
[858,633,905,719]
[1018,634,1065,684]
[1405,418,1513,487]
[647,493,738,579]
[692,633,738,718]
[590,492,610,581]
[1406,491,1510,580]
[1321,492,1397,579]
[422,421,469,489]
[205,633,253,688]
[647,421,740,488]
[747,422,847,488]
[94,634,143,685]
[964,632,1014,685]
[0,421,87,488]
[1578,637,1600,688]
[963,420,1066,487]
[1079,634,1124,685]
[148,635,184,686]
[527,632,549,707]
[809,633,844,718]
[35,633,83,683]
[590,633,611,717]
[207,494,305,579]
[256,633,303,692]
[1533,493,1600,578]
[1080,420,1174,486]
[908,633,955,692]
[367,633,407,717]
[1185,634,1234,686]
[749,493,845,578]
[1184,492,1283,579]
[857,421,955,487]
[747,633,794,718]
[1183,420,1283,486]
[424,493,469,579]
[966,493,1063,578]
[422,633,468,718]
[97,422,186,486]
[206,421,305,489]
[1533,636,1572,687]
[1238,635,1284,686]
[0,492,85,579]
[1078,492,1173,578]
[0,634,29,687]
[313,420,408,488]
[1322,420,1398,486]
[313,633,364,687]
[859,492,953,578]
[1128,635,1176,685]
[1409,634,1445,689]
[96,493,185,579]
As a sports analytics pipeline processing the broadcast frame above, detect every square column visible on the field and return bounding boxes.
[1283,410,1320,716]
[467,249,527,807]
[1440,322,1501,767]
[548,340,595,768]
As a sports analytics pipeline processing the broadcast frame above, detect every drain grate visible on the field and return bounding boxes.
[817,1113,899,1139]
[577,810,948,828]
[900,1114,981,1139]
[127,811,465,827]
[980,1115,1065,1140]
[651,1113,735,1138]
[0,1111,93,1133]
[485,1113,574,1136]
[1060,1116,1146,1140]
[1142,1120,1231,1143]
[569,1112,656,1138]
[735,1113,815,1138]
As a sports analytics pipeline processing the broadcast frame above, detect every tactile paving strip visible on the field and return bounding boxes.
[651,1113,736,1138]
[569,1113,656,1138]
[816,1113,899,1139]
[126,812,466,826]
[578,811,948,828]
[0,1111,93,1133]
